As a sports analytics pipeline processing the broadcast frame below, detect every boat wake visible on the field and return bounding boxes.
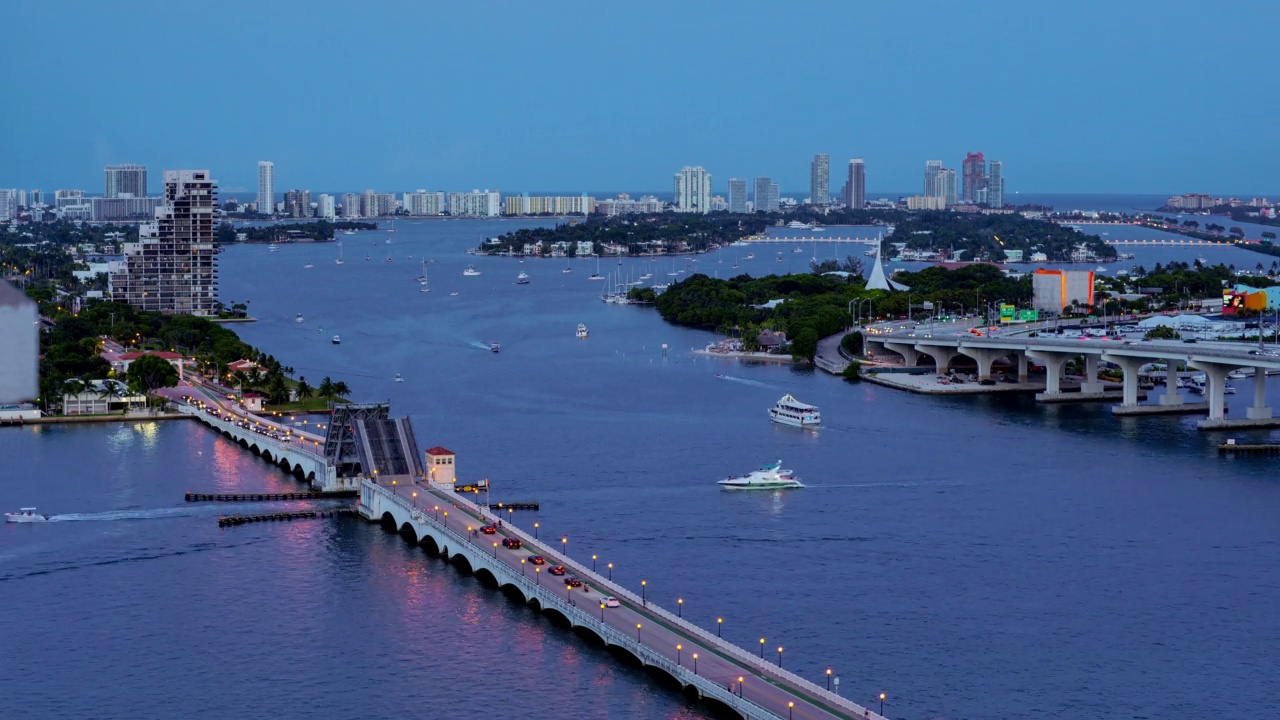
[714,373,774,388]
[47,500,350,523]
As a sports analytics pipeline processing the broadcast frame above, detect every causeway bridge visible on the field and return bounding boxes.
[865,333,1280,429]
[361,478,885,720]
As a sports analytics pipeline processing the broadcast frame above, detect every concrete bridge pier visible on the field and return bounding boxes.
[958,346,1006,381]
[916,343,960,374]
[1103,355,1147,409]
[1250,367,1273,420]
[1014,351,1029,383]
[1081,355,1105,394]
[1160,358,1185,406]
[883,342,920,367]
[1027,349,1073,398]
[1195,361,1234,421]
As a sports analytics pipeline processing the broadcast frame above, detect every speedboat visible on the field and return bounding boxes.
[576,323,589,339]
[268,243,279,252]
[6,507,48,523]
[303,263,314,269]
[295,313,304,323]
[332,335,341,344]
[490,343,501,353]
[393,373,404,383]
[464,265,482,276]
[516,271,530,285]
[718,461,804,491]
[769,394,821,427]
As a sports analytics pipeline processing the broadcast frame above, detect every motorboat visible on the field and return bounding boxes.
[516,271,530,285]
[576,323,589,339]
[295,313,304,323]
[303,263,314,269]
[464,265,482,276]
[268,243,279,252]
[490,343,501,353]
[343,229,357,235]
[394,373,404,383]
[6,507,48,523]
[563,263,573,274]
[718,461,804,491]
[332,335,341,344]
[769,394,821,427]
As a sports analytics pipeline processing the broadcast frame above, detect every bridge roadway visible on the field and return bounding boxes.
[865,330,1280,427]
[361,479,884,720]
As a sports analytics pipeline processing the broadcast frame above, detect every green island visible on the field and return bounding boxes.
[886,212,1117,262]
[216,219,377,244]
[1155,204,1280,229]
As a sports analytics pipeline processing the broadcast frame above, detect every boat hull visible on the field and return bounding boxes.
[769,410,820,427]
[718,481,804,491]
[6,514,48,523]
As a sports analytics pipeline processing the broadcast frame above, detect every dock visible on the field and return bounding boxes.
[218,509,355,526]
[186,491,357,502]
[490,501,540,511]
[1218,441,1280,455]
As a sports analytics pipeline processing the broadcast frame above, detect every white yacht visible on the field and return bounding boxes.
[769,394,821,427]
[295,313,304,323]
[268,243,279,252]
[464,265,482,277]
[393,373,404,383]
[718,462,804,491]
[303,263,314,269]
[516,271,530,285]
[6,507,48,523]
[576,323,589,339]
[332,335,341,344]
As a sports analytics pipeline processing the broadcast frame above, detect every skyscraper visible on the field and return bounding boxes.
[988,161,1005,208]
[753,177,779,213]
[257,161,274,215]
[110,169,219,316]
[727,178,748,213]
[924,161,942,197]
[104,164,147,198]
[844,158,866,209]
[962,152,986,203]
[0,190,16,221]
[938,169,958,207]
[29,190,43,206]
[810,154,830,206]
[673,166,712,213]
[317,194,336,220]
[284,189,311,218]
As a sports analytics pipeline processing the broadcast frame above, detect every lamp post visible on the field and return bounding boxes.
[521,558,526,576]
[592,554,597,572]
[692,653,698,675]
[508,506,513,526]
[777,646,783,667]
[737,677,744,698]
[676,644,682,665]
[641,580,647,607]
[561,537,567,556]
[599,602,605,621]
[788,702,794,719]
[607,562,613,580]
[535,567,540,585]
[492,541,498,558]
[677,598,683,618]
[759,638,765,658]
[433,505,439,521]
[534,522,539,539]
[717,617,723,638]
[635,623,642,641]
[826,668,832,691]
[411,491,417,508]
[879,692,886,715]
[567,583,574,606]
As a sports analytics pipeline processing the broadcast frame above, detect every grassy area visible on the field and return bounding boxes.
[263,397,347,414]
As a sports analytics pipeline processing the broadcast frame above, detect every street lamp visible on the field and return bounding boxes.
[492,541,498,557]
[599,602,605,621]
[788,701,794,719]
[677,597,683,618]
[635,623,642,641]
[737,677,744,698]
[777,646,783,667]
[759,638,765,658]
[826,668,832,691]
[561,537,567,556]
[692,653,698,675]
[879,692,886,715]
[534,522,539,539]
[641,580,647,606]
[411,491,417,508]
[607,562,613,580]
[592,554,597,572]
[717,617,723,638]
[567,584,574,606]
[676,644,682,665]
[535,567,540,585]
[521,558,526,576]
[433,505,439,521]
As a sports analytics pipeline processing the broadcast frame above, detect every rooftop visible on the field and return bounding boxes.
[425,446,455,456]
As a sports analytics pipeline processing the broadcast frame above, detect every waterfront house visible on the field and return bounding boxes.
[62,379,146,415]
[575,241,594,256]
[112,350,187,382]
[757,330,788,351]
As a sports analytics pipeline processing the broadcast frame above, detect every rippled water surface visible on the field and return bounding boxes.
[4,219,1280,719]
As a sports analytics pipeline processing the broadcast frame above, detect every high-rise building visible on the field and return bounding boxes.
[29,190,43,206]
[317,194,336,220]
[341,193,361,217]
[923,161,942,197]
[104,164,147,198]
[110,169,219,316]
[988,161,1005,208]
[962,152,986,203]
[673,166,712,213]
[810,154,830,206]
[844,158,866,209]
[938,169,958,207]
[284,189,311,218]
[404,190,446,216]
[753,177,779,213]
[448,190,501,217]
[0,190,16,221]
[727,178,748,213]
[16,190,26,208]
[257,161,274,215]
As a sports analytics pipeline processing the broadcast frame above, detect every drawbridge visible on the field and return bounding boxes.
[323,402,423,481]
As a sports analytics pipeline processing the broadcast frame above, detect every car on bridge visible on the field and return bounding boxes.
[549,565,566,576]
[529,555,546,565]
[480,524,497,534]
[564,576,583,588]
[602,596,621,608]
[502,537,522,549]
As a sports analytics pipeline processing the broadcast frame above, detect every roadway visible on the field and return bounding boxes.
[382,480,875,720]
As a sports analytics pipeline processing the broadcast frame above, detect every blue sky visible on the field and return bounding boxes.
[2,0,1277,195]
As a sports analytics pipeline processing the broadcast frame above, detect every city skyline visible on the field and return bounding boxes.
[2,1,1277,194]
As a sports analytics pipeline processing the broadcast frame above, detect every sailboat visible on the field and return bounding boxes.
[588,255,603,281]
[419,259,430,292]
[335,242,345,265]
[563,260,573,274]
[387,218,397,233]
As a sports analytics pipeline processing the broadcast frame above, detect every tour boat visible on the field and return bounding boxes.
[295,313,304,323]
[718,461,804,491]
[576,323,589,339]
[332,335,341,344]
[6,507,48,523]
[516,271,530,285]
[769,394,821,427]
[464,265,482,276]
[418,260,431,292]
[490,343,501,353]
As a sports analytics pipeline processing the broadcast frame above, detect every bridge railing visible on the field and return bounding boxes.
[439,484,883,720]
[177,403,326,460]
[370,482,782,719]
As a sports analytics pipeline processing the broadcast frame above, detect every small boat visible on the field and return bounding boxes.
[418,260,430,292]
[563,262,573,274]
[6,507,48,523]
[343,229,357,235]
[332,335,341,344]
[588,273,604,280]
[516,271,530,285]
[576,323,589,339]
[769,394,820,427]
[394,373,404,383]
[336,243,345,265]
[745,253,755,260]
[464,265,482,276]
[268,243,279,252]
[303,263,314,269]
[365,255,371,261]
[295,313,304,323]
[450,292,459,296]
[490,343,501,353]
[385,256,393,263]
[718,461,804,491]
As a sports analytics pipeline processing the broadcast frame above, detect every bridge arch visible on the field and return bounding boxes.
[474,567,500,588]
[261,449,273,463]
[379,512,398,532]
[421,535,442,557]
[643,663,683,691]
[291,463,306,480]
[237,437,249,448]
[450,553,474,575]
[541,606,571,627]
[571,623,605,647]
[398,522,418,543]
[604,642,643,668]
[278,456,291,471]
[498,582,528,603]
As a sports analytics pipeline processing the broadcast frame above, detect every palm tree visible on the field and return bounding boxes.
[295,377,313,399]
[97,380,127,413]
[61,378,86,414]
[331,381,351,399]
[317,376,335,401]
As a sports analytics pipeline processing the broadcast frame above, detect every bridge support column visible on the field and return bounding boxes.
[1103,355,1146,408]
[882,342,920,367]
[1160,358,1185,406]
[1194,362,1233,421]
[916,344,958,374]
[1081,354,1105,394]
[1249,367,1272,420]
[958,346,1005,381]
[1027,350,1073,396]
[1015,351,1029,383]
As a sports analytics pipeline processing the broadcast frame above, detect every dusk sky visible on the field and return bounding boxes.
[3,0,1277,195]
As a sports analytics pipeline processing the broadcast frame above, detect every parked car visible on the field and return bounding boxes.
[979,378,996,386]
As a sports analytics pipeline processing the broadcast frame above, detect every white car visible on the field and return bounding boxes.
[603,596,621,608]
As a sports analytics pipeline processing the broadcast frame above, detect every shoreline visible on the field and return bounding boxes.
[694,349,795,363]
[3,411,193,427]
